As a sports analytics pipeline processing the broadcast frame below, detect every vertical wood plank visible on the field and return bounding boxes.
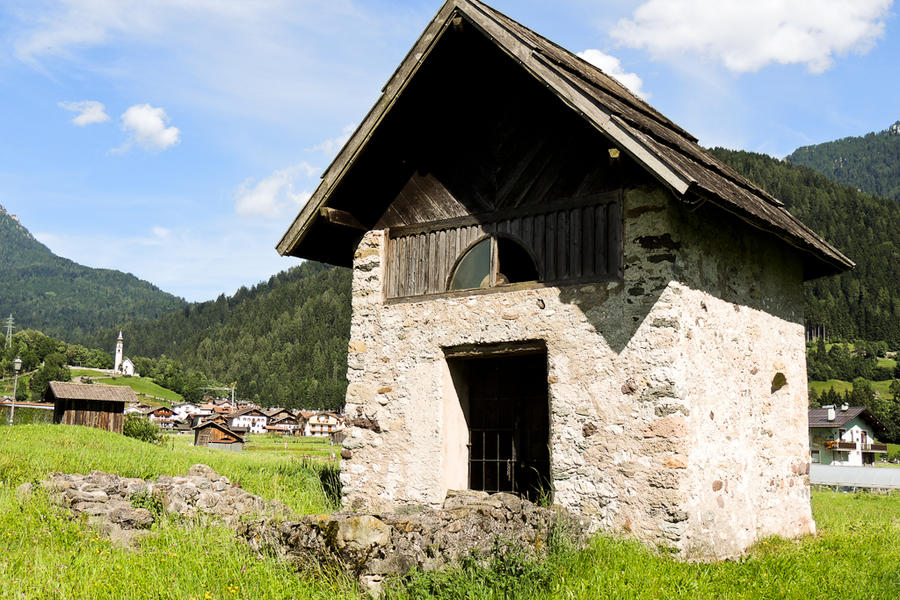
[596,204,608,277]
[385,235,392,298]
[437,229,447,293]
[444,228,453,291]
[556,211,568,280]
[431,230,440,294]
[520,215,532,250]
[398,236,408,297]
[570,207,582,279]
[392,235,401,298]
[582,206,595,278]
[544,213,556,282]
[534,213,545,279]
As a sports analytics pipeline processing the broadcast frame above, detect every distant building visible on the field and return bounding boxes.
[305,412,343,437]
[142,406,175,429]
[193,421,244,452]
[267,415,302,435]
[228,408,269,434]
[49,382,135,434]
[809,405,888,466]
[172,402,210,421]
[113,331,137,376]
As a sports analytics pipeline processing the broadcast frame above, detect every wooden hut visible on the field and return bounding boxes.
[193,421,244,452]
[48,382,134,434]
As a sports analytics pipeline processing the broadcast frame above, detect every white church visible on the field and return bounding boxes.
[114,331,137,376]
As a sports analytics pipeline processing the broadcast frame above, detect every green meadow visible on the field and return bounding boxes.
[1,425,899,599]
[71,369,183,405]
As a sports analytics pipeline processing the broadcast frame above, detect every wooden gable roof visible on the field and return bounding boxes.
[48,382,136,404]
[192,420,244,443]
[278,0,852,281]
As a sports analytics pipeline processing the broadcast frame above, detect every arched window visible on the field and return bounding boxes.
[448,235,539,291]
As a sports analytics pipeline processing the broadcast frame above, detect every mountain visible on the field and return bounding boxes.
[710,148,900,345]
[81,262,352,411]
[786,122,900,201]
[0,205,186,342]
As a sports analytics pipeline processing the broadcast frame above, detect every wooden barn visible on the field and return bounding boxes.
[49,382,134,434]
[193,421,244,452]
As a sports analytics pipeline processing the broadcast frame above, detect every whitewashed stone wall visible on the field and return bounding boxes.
[340,183,814,558]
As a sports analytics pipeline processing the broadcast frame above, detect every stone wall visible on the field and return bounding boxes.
[341,182,814,557]
[26,467,586,595]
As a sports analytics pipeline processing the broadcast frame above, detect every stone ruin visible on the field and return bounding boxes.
[20,465,587,593]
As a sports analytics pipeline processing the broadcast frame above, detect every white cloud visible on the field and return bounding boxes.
[610,0,892,73]
[576,50,647,99]
[8,0,393,128]
[311,123,355,155]
[116,104,180,152]
[151,226,170,239]
[234,162,317,219]
[57,100,110,125]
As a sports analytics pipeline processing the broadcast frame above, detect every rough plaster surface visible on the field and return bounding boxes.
[340,184,814,558]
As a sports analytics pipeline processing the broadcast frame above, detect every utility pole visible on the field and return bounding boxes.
[4,314,13,349]
[202,384,237,408]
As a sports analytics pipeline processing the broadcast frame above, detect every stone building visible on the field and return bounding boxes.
[277,0,853,557]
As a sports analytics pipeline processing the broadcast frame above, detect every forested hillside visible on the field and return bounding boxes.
[0,206,186,341]
[711,149,900,345]
[786,123,900,201]
[81,262,352,410]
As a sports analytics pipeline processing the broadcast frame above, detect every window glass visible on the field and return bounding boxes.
[450,238,492,290]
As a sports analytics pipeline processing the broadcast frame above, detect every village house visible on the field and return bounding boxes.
[142,406,175,429]
[172,402,210,422]
[265,407,294,422]
[277,0,853,558]
[808,404,887,466]
[228,407,269,434]
[48,382,134,435]
[267,414,302,435]
[304,412,343,438]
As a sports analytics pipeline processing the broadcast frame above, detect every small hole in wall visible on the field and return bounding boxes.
[771,372,787,393]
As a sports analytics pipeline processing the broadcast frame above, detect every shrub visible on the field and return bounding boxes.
[123,414,164,445]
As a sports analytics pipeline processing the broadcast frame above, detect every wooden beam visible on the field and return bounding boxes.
[319,207,367,231]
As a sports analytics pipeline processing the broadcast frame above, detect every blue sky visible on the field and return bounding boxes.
[0,0,897,302]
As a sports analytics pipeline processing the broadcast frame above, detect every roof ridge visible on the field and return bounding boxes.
[463,0,697,143]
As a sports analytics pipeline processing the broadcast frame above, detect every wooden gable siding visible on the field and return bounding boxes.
[54,400,125,434]
[386,194,622,298]
[195,424,241,446]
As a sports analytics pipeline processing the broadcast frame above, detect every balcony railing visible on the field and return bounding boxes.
[861,443,888,453]
[824,441,857,451]
[822,441,888,453]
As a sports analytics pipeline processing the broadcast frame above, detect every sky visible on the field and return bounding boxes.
[0,0,897,302]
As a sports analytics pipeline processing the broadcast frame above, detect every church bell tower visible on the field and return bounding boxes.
[114,331,124,373]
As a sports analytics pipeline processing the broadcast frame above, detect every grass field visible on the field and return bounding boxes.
[877,357,898,370]
[809,378,896,398]
[71,369,182,405]
[169,432,339,459]
[1,425,899,599]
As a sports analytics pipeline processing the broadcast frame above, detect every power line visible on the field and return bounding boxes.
[4,315,13,349]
